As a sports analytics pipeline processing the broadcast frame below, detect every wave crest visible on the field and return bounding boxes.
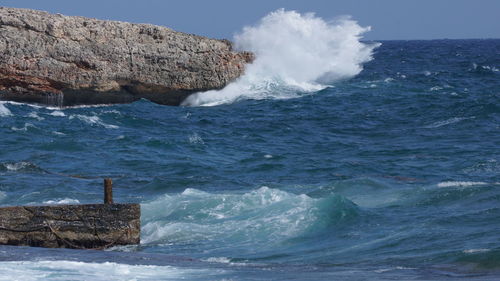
[141,186,359,254]
[183,9,378,106]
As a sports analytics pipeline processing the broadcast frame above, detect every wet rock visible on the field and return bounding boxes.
[0,204,140,249]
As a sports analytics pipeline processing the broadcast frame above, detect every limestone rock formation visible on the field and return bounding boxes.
[0,7,253,106]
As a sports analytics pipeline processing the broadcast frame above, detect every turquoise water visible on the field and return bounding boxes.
[1,38,499,280]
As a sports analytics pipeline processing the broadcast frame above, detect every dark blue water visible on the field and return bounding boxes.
[1,39,499,280]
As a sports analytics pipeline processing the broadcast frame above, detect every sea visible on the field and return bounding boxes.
[0,10,499,281]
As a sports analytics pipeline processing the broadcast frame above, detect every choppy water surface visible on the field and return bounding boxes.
[0,11,499,281]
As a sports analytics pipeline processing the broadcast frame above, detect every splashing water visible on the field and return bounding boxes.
[183,9,378,106]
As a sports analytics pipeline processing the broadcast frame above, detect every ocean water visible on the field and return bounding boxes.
[1,10,500,281]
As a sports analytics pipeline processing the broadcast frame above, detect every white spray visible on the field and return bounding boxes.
[183,9,378,106]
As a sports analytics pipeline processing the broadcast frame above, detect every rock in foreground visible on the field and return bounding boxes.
[0,204,140,249]
[0,7,253,106]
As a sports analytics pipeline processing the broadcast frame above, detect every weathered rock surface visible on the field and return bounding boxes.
[0,7,253,106]
[0,204,140,249]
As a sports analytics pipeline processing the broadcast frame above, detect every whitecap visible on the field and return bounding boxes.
[396,72,407,79]
[485,65,499,72]
[43,198,80,205]
[0,100,42,109]
[3,161,32,171]
[69,114,119,129]
[102,109,122,115]
[49,110,66,117]
[472,63,499,72]
[47,103,113,110]
[188,132,205,144]
[202,257,249,266]
[203,257,232,264]
[374,266,417,273]
[463,248,490,254]
[0,102,12,117]
[27,112,45,121]
[11,123,36,132]
[437,181,489,188]
[0,260,216,281]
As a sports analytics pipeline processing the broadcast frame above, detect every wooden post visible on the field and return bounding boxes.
[104,178,113,204]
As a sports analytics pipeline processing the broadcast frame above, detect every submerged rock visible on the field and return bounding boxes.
[0,7,253,106]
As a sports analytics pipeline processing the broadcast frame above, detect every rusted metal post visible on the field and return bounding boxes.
[104,178,113,204]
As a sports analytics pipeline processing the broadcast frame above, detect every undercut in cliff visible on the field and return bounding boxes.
[0,7,254,106]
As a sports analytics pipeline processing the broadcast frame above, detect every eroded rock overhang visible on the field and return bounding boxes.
[0,7,254,106]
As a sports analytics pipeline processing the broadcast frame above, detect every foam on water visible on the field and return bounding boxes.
[11,123,36,132]
[69,114,119,129]
[49,110,66,117]
[43,198,80,205]
[424,117,473,128]
[2,162,36,172]
[0,102,12,117]
[0,100,43,109]
[27,112,45,121]
[183,9,378,106]
[0,260,218,281]
[471,63,499,73]
[463,249,491,254]
[188,132,205,145]
[437,181,489,188]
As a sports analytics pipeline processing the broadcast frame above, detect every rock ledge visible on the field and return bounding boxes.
[0,7,253,106]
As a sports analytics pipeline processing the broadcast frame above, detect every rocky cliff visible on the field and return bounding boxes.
[0,7,253,106]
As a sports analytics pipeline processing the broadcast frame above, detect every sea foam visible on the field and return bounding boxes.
[43,198,80,205]
[183,9,378,106]
[0,102,12,117]
[69,114,119,129]
[0,260,216,281]
[437,181,489,188]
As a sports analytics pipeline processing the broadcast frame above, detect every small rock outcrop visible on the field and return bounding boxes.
[0,7,253,106]
[0,204,140,249]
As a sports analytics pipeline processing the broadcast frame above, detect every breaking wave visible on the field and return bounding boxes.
[141,187,359,254]
[183,9,378,106]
